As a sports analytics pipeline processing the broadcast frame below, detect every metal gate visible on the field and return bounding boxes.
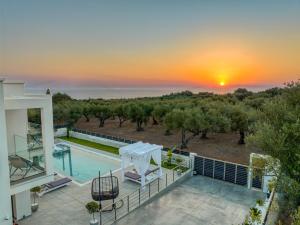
[194,156,249,187]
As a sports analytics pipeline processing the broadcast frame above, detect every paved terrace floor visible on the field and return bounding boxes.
[116,176,265,225]
[18,167,181,225]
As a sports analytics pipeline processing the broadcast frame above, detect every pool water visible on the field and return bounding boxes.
[53,144,120,183]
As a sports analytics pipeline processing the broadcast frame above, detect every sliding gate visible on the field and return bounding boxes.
[194,155,260,188]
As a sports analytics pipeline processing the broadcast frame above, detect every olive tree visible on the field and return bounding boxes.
[114,104,130,127]
[92,104,112,127]
[247,81,300,207]
[128,103,149,131]
[64,103,82,137]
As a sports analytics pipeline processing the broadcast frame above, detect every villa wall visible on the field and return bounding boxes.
[0,81,13,225]
[70,131,127,148]
[55,127,127,148]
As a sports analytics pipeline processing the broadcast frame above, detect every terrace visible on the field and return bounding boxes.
[18,166,188,225]
[18,136,265,225]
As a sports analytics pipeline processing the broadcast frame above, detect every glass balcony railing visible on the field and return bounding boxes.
[9,134,46,185]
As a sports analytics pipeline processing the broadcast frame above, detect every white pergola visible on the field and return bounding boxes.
[120,141,163,187]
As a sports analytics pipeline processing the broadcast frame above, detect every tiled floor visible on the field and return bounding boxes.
[18,167,180,225]
[116,176,265,225]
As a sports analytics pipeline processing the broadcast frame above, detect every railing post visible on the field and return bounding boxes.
[234,164,238,184]
[148,182,151,198]
[158,178,160,192]
[172,169,175,182]
[114,201,117,221]
[127,195,129,213]
[99,210,102,225]
[138,189,141,206]
[165,173,168,187]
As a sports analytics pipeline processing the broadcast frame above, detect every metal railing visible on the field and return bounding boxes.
[194,154,263,189]
[98,161,192,225]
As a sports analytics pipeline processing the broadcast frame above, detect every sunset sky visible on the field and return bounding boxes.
[1,0,300,89]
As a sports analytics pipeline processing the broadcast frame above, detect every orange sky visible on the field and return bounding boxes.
[2,1,300,88]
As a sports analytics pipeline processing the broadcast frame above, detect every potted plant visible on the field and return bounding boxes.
[30,186,41,212]
[86,201,99,225]
[249,207,262,224]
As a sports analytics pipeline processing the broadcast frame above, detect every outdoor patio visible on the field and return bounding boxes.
[115,176,265,225]
[18,166,183,225]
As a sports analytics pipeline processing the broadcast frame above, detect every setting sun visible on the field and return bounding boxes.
[219,81,225,86]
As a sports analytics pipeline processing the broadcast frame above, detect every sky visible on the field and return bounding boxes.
[1,0,300,89]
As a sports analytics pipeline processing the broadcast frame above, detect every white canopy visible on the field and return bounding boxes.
[120,141,163,187]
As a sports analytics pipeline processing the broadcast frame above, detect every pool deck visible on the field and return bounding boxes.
[116,176,265,225]
[18,166,180,225]
[19,173,264,225]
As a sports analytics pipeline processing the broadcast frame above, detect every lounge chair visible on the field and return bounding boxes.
[39,177,72,196]
[9,156,33,178]
[124,167,160,185]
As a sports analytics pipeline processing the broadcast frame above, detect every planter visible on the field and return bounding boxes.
[31,203,39,212]
[90,219,99,225]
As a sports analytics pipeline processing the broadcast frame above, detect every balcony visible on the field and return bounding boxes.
[9,132,46,185]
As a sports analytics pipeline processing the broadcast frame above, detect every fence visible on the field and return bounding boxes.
[194,155,263,189]
[98,161,192,225]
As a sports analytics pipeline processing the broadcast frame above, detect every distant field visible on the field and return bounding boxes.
[60,136,119,155]
[75,117,262,165]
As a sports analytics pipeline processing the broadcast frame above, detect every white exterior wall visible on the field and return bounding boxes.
[69,130,127,148]
[0,80,55,223]
[0,81,13,225]
[3,81,25,97]
[41,94,54,176]
[13,191,31,220]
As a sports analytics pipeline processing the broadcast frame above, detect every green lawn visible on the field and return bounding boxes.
[60,136,119,155]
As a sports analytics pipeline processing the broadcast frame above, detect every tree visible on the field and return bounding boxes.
[233,88,253,101]
[52,92,72,104]
[114,104,130,127]
[128,103,149,131]
[82,103,92,122]
[227,104,251,144]
[247,81,300,207]
[65,103,82,137]
[152,104,171,125]
[53,103,66,124]
[92,104,112,127]
[165,108,204,149]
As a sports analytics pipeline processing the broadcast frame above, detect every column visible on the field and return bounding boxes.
[0,80,13,225]
[41,93,54,176]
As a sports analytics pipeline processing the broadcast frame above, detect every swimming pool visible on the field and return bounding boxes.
[53,143,121,184]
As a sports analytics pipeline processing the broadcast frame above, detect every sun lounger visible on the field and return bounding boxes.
[124,167,160,185]
[9,156,33,178]
[39,177,72,196]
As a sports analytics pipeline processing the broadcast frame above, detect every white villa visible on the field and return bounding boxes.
[0,79,54,225]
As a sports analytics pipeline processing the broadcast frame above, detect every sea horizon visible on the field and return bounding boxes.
[26,84,279,100]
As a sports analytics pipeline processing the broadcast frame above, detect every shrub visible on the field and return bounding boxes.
[167,149,172,163]
[249,207,262,224]
[256,199,264,206]
[85,201,99,221]
[292,207,300,225]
